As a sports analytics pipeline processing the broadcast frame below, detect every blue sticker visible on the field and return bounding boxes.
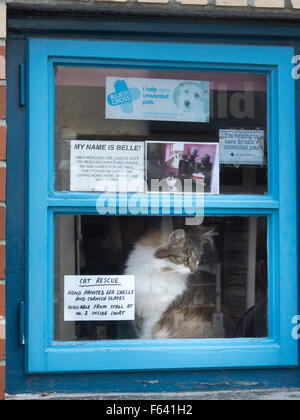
[107,80,141,114]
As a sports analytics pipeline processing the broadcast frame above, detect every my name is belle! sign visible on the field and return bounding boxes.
[70,140,144,193]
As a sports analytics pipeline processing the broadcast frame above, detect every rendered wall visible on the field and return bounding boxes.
[3,1,300,10]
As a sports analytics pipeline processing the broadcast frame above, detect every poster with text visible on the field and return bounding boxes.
[106,77,210,123]
[64,275,135,322]
[70,140,144,192]
[219,129,265,165]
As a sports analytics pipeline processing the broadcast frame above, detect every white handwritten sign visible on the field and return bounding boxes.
[219,129,265,165]
[70,140,144,192]
[64,275,135,321]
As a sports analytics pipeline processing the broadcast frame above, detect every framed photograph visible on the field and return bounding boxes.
[146,141,219,194]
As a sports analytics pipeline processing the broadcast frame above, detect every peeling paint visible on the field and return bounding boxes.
[135,380,159,385]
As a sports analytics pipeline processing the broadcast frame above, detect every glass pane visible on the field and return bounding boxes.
[54,215,268,341]
[54,67,268,195]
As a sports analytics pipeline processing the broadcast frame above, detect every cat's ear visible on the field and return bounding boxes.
[155,229,186,259]
[202,227,216,237]
[193,226,216,237]
[168,229,186,247]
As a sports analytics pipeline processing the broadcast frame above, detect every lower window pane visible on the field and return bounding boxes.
[54,215,268,341]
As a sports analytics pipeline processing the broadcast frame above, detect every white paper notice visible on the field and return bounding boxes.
[106,77,210,123]
[70,140,144,192]
[64,275,135,321]
[219,130,265,165]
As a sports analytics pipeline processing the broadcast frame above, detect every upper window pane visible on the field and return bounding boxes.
[54,66,268,195]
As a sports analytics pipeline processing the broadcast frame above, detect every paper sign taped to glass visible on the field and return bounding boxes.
[106,77,210,123]
[64,275,135,321]
[70,140,145,192]
[219,129,265,165]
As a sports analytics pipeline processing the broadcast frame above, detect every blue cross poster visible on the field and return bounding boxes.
[105,77,210,123]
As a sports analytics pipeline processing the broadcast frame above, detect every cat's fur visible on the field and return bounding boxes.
[152,271,229,339]
[124,224,216,339]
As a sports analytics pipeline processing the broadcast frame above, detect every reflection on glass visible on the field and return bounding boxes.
[54,215,268,341]
[54,67,268,194]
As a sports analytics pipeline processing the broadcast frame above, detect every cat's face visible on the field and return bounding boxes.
[154,227,214,273]
[166,174,177,187]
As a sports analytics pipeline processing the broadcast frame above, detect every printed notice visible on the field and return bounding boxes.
[219,129,265,165]
[64,275,135,321]
[106,77,210,123]
[70,140,144,192]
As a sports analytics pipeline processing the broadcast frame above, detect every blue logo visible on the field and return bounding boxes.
[107,80,141,114]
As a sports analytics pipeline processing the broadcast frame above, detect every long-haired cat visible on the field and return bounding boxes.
[124,224,217,339]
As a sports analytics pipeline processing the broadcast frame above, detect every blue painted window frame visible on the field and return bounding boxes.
[26,38,298,373]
